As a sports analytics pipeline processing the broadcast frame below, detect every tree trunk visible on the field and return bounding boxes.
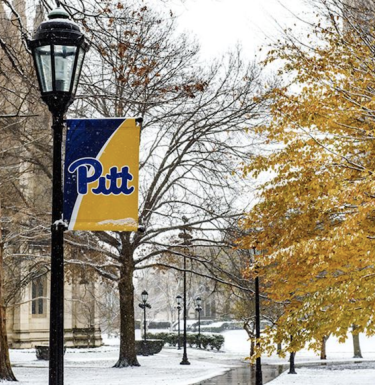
[250,339,255,358]
[113,256,140,367]
[277,343,282,356]
[243,321,255,361]
[320,336,328,360]
[0,203,17,380]
[352,325,363,359]
[288,351,297,374]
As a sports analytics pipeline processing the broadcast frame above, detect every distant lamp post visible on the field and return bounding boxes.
[27,3,89,385]
[138,290,151,356]
[252,246,263,385]
[195,296,202,349]
[179,216,192,365]
[176,295,182,350]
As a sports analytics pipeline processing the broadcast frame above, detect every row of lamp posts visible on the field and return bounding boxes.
[140,291,203,362]
[176,295,202,354]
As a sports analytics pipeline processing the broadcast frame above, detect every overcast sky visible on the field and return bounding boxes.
[164,0,314,59]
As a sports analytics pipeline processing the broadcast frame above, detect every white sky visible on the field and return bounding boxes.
[165,0,314,59]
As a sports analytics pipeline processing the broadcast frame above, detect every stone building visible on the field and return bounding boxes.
[6,273,103,349]
[0,0,103,349]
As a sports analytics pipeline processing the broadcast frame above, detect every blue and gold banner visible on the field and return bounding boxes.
[64,118,140,231]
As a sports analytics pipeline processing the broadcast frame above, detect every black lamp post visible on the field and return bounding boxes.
[179,216,192,365]
[176,295,182,350]
[195,296,202,349]
[27,3,89,385]
[252,246,263,385]
[138,290,151,356]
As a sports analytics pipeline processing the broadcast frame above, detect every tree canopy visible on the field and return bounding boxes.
[240,0,375,357]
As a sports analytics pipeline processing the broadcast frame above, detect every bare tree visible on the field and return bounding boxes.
[0,0,271,369]
[56,0,272,368]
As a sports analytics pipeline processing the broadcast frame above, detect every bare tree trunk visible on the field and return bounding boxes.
[114,255,140,367]
[0,203,16,380]
[243,321,255,361]
[320,336,328,360]
[352,325,363,359]
[250,340,255,358]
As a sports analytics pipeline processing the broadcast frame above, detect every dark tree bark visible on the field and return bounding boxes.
[352,325,363,359]
[114,250,140,367]
[288,351,297,374]
[320,336,329,360]
[0,204,17,381]
[243,320,255,359]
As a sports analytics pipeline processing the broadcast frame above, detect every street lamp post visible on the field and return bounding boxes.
[176,295,182,350]
[252,246,263,385]
[195,297,202,349]
[179,216,192,365]
[138,290,151,356]
[27,4,89,385]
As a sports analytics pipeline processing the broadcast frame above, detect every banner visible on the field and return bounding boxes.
[64,118,140,231]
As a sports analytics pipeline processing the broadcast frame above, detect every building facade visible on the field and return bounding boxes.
[6,273,103,349]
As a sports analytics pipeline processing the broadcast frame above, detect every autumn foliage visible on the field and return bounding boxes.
[240,0,375,357]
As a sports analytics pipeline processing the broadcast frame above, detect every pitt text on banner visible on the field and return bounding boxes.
[64,118,140,231]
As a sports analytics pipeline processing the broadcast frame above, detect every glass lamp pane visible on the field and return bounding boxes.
[72,47,85,94]
[141,290,148,302]
[35,46,52,93]
[54,45,77,92]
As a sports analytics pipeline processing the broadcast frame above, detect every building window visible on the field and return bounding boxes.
[205,301,211,318]
[32,276,46,316]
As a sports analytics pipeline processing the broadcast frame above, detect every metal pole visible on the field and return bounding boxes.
[180,252,190,365]
[254,247,262,385]
[198,309,201,348]
[177,307,181,350]
[49,114,65,385]
[143,305,147,343]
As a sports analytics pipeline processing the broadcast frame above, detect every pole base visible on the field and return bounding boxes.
[180,359,191,365]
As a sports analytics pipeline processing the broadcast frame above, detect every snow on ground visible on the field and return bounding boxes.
[266,333,375,385]
[269,364,375,385]
[7,329,375,384]
[9,330,244,385]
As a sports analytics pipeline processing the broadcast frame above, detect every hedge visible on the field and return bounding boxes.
[148,321,172,329]
[146,332,225,351]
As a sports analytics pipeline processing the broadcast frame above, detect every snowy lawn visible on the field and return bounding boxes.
[11,347,234,385]
[9,330,245,385]
[7,330,375,384]
[269,365,375,385]
[266,333,375,385]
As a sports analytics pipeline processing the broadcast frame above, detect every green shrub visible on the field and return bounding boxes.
[145,332,225,351]
[148,321,172,329]
[200,335,211,349]
[210,335,225,351]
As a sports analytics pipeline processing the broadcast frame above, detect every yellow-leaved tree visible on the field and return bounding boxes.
[240,0,375,358]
